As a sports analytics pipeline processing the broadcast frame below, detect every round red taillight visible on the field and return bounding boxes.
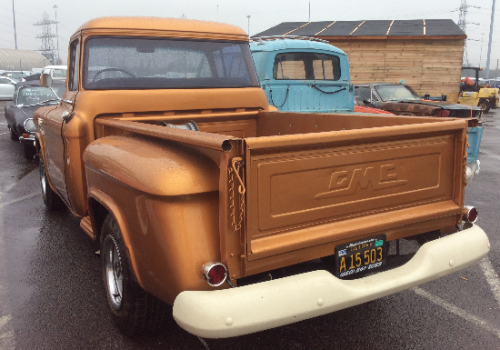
[202,262,228,287]
[463,206,478,223]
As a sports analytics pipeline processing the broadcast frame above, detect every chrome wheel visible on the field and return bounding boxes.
[103,235,123,311]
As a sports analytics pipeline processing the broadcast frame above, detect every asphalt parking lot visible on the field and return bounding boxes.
[0,101,499,349]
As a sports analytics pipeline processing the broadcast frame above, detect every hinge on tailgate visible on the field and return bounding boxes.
[229,157,246,232]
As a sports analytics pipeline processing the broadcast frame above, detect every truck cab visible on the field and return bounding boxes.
[250,36,354,112]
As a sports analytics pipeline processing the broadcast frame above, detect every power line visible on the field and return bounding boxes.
[0,3,45,21]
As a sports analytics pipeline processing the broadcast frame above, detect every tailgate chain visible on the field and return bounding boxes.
[229,157,245,232]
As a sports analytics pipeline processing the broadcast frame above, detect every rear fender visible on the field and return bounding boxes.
[83,135,222,303]
[86,189,144,282]
[83,135,220,196]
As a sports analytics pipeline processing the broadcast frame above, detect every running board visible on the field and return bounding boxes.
[80,216,96,240]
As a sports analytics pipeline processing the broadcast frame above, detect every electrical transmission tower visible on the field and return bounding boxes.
[34,12,58,64]
[458,0,469,66]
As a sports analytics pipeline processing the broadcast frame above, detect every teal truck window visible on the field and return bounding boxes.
[273,53,341,81]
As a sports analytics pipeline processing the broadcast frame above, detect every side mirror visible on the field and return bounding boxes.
[40,73,52,88]
[363,99,371,104]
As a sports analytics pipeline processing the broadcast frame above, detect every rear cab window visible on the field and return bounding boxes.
[273,52,341,80]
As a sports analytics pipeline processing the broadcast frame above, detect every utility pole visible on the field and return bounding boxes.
[485,0,496,78]
[309,1,311,22]
[54,5,60,63]
[12,0,17,49]
[479,33,484,66]
[458,0,469,65]
[247,15,251,36]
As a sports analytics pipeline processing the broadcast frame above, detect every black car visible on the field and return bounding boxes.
[355,83,482,119]
[4,80,65,159]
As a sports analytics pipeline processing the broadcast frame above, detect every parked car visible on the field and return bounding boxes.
[355,82,483,180]
[0,76,17,100]
[354,98,393,114]
[4,80,65,158]
[42,65,67,80]
[1,71,30,81]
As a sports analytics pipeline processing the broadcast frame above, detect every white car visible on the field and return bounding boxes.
[0,76,16,100]
[42,65,67,80]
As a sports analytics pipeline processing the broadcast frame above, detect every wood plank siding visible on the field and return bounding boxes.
[329,39,465,103]
[254,20,466,103]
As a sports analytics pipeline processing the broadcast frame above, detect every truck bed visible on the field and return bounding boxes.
[94,110,467,279]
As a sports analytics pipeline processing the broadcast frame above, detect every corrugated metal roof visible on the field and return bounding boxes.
[253,19,465,38]
[0,48,51,71]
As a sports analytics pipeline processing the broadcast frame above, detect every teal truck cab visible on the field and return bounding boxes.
[250,36,354,112]
[250,36,482,182]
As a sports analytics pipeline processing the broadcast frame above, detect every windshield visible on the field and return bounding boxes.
[375,85,422,101]
[83,37,259,90]
[17,86,65,105]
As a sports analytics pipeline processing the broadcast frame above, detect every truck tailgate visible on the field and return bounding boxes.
[244,118,466,263]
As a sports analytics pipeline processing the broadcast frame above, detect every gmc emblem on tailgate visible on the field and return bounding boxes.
[315,164,408,199]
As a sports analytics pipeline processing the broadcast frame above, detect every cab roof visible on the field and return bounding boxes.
[249,37,346,56]
[74,17,248,41]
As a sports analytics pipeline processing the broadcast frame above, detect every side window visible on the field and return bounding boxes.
[355,87,372,102]
[69,39,80,91]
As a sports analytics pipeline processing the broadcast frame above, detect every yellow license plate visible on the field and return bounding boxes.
[335,235,386,278]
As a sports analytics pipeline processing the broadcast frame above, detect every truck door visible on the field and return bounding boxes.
[41,38,80,211]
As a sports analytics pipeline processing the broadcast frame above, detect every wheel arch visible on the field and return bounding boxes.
[87,190,145,288]
[37,140,59,196]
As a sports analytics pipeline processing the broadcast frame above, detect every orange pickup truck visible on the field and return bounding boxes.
[34,17,489,338]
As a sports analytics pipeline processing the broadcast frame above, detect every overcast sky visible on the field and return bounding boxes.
[0,0,498,70]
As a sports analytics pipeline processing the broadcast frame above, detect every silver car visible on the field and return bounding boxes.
[0,76,16,100]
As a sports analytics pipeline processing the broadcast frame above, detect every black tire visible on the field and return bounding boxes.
[100,214,168,335]
[9,127,18,141]
[23,143,36,160]
[489,98,498,109]
[479,99,491,113]
[39,156,64,211]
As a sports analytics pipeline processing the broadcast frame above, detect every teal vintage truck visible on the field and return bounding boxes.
[250,36,483,182]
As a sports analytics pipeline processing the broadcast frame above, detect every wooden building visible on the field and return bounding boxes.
[254,20,466,103]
